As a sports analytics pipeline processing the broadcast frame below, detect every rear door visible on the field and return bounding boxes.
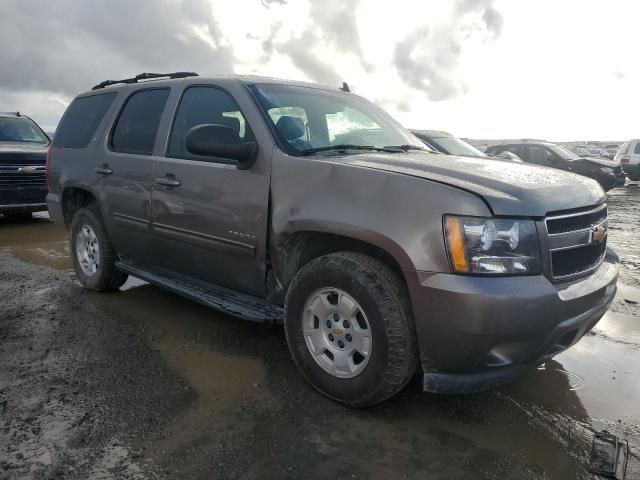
[149,85,271,296]
[98,88,171,263]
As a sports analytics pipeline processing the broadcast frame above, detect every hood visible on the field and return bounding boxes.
[0,142,48,165]
[341,152,605,217]
[0,142,49,153]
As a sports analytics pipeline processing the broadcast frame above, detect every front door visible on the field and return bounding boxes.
[150,85,270,297]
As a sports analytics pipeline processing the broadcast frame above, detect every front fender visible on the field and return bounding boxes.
[270,152,492,275]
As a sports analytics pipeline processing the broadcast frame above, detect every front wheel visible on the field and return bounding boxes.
[284,252,418,407]
[70,205,128,291]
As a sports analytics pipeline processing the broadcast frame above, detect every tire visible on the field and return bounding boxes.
[284,252,418,407]
[69,204,128,292]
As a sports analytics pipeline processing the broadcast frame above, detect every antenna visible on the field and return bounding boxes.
[340,82,350,93]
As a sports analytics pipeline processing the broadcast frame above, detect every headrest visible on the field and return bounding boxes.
[275,116,305,140]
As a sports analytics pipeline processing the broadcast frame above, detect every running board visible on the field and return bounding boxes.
[115,260,283,322]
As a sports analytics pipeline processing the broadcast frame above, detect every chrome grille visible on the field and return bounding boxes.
[0,165,46,186]
[545,204,608,281]
[546,205,607,235]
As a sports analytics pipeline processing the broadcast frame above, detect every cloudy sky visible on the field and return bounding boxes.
[1,0,637,140]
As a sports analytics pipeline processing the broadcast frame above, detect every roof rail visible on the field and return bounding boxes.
[92,72,199,90]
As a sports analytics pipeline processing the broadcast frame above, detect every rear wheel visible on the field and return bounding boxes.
[70,205,128,291]
[284,252,418,407]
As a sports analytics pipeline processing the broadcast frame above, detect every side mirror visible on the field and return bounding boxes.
[185,124,258,170]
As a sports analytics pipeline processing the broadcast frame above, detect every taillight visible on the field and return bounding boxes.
[45,147,52,192]
[621,156,630,164]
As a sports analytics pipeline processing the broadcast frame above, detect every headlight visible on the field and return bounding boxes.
[444,216,541,275]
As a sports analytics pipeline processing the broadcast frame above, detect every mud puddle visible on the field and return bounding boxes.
[0,213,70,271]
[84,280,640,479]
[86,283,277,470]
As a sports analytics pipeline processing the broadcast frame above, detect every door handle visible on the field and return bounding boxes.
[95,164,113,175]
[155,175,181,187]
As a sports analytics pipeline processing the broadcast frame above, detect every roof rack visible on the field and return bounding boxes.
[92,72,199,90]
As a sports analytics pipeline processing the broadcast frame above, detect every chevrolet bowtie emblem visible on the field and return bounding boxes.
[591,225,608,244]
[18,166,35,173]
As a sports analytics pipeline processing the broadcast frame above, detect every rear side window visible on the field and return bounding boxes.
[634,143,640,154]
[53,93,117,148]
[111,89,170,155]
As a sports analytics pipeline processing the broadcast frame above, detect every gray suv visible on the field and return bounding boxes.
[47,73,618,406]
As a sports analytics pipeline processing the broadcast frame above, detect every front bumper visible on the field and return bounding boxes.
[0,202,47,213]
[623,163,640,180]
[599,171,627,190]
[406,249,619,394]
[0,185,48,213]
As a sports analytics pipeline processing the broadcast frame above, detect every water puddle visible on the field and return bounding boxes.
[1,215,70,270]
[594,310,640,342]
[8,241,71,270]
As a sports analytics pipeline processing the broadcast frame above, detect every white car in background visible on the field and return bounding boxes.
[615,140,640,181]
[573,145,605,157]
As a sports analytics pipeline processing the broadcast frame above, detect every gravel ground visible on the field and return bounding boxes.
[0,185,639,479]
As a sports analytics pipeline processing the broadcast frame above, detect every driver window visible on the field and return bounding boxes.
[168,86,253,161]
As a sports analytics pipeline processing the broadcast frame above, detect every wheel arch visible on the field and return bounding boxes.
[61,185,99,229]
[270,226,414,305]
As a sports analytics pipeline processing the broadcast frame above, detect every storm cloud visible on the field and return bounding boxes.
[0,0,232,95]
[259,0,370,87]
[392,0,503,101]
[0,0,503,128]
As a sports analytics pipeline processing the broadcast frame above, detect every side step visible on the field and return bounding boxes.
[115,260,283,322]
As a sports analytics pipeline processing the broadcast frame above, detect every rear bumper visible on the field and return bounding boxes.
[46,192,65,225]
[406,249,619,394]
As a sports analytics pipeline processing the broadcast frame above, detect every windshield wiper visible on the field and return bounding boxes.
[384,144,428,152]
[301,144,403,156]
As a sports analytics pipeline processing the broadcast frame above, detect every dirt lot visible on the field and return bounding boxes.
[1,185,639,479]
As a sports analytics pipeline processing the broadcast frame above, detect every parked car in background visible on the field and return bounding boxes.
[0,112,50,219]
[602,144,621,160]
[411,130,487,157]
[614,140,640,181]
[485,142,626,191]
[47,73,618,406]
[492,150,524,162]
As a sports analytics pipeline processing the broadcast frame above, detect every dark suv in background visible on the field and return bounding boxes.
[46,73,618,406]
[0,112,50,219]
[485,141,626,191]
